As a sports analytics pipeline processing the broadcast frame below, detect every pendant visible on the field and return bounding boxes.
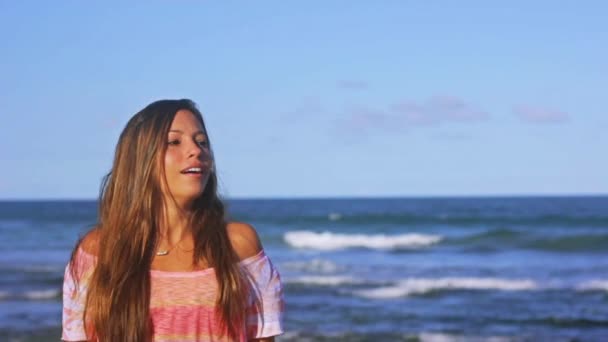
[156,250,169,256]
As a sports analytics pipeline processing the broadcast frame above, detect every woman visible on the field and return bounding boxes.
[62,99,284,341]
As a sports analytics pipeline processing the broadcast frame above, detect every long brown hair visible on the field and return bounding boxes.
[69,99,246,341]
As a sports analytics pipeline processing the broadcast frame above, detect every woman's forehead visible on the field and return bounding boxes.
[170,109,205,132]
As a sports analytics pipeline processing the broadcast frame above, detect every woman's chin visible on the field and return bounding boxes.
[167,190,205,208]
[185,191,205,202]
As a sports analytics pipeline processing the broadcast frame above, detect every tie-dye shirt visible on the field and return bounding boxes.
[62,247,284,341]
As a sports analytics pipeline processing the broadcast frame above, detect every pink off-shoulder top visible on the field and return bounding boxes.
[62,247,284,341]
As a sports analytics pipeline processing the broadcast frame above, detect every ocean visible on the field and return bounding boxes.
[1,197,607,341]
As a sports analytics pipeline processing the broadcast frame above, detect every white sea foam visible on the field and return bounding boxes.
[0,289,61,301]
[418,332,513,342]
[284,230,442,250]
[577,279,608,292]
[328,212,342,221]
[22,289,61,300]
[418,333,463,342]
[353,277,538,299]
[286,275,362,286]
[283,258,341,273]
[269,331,513,342]
[23,265,64,273]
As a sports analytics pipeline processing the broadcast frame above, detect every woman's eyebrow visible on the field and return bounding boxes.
[169,129,206,136]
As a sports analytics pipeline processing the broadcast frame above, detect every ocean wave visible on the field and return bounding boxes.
[0,289,61,301]
[524,235,608,252]
[576,280,608,292]
[282,258,342,273]
[418,332,516,342]
[449,228,608,253]
[352,277,538,299]
[453,228,521,243]
[0,264,65,274]
[328,212,342,221]
[538,316,608,328]
[277,330,522,342]
[24,289,61,299]
[285,275,363,286]
[232,210,608,228]
[284,230,442,250]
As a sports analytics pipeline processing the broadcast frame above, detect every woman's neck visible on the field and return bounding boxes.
[159,201,193,245]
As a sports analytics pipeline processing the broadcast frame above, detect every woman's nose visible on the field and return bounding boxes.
[188,142,209,159]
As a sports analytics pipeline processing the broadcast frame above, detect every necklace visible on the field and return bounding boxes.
[156,233,189,256]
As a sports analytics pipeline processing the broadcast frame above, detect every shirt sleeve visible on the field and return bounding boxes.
[62,248,95,341]
[242,251,285,339]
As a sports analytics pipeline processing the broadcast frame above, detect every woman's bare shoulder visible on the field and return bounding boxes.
[226,221,263,261]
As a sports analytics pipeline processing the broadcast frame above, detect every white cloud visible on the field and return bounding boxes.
[335,95,489,138]
[392,95,489,125]
[513,105,569,123]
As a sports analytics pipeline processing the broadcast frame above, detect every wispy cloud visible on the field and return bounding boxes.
[280,96,325,123]
[513,105,569,123]
[334,95,488,138]
[334,105,404,138]
[346,106,400,130]
[337,80,370,90]
[102,117,121,129]
[391,96,489,125]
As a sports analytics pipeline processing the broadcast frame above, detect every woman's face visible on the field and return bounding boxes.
[162,109,213,207]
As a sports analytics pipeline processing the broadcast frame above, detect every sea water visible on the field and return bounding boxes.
[1,197,607,341]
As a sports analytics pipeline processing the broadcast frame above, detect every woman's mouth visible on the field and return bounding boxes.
[181,167,203,174]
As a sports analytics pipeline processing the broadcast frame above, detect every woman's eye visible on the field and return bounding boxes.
[197,140,209,147]
[168,140,180,146]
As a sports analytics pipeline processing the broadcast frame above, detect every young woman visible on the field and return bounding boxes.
[62,99,284,341]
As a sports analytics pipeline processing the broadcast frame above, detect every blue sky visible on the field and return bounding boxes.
[1,2,606,199]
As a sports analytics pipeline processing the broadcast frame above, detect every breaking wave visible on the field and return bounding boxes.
[352,277,538,299]
[282,258,342,273]
[0,288,61,301]
[577,280,608,292]
[284,230,442,250]
[285,275,363,286]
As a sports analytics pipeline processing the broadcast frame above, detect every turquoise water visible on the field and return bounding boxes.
[1,197,607,341]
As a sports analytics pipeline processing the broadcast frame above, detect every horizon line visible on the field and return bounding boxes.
[1,193,607,202]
